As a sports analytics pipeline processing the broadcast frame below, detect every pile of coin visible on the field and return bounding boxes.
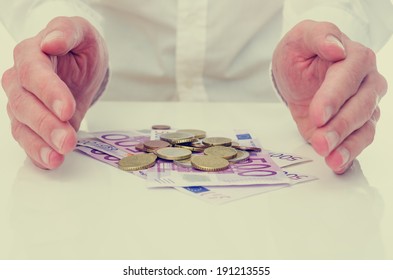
[118,126,261,172]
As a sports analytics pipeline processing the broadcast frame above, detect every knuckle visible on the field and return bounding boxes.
[36,111,52,137]
[335,116,350,137]
[10,119,23,141]
[369,107,381,126]
[17,61,33,88]
[1,68,14,90]
[364,47,376,65]
[13,41,24,60]
[373,106,381,122]
[344,69,361,94]
[8,91,25,116]
[6,102,12,118]
[13,38,32,61]
[378,74,388,97]
[359,92,377,119]
[355,46,377,66]
[6,102,14,120]
[365,121,376,145]
[38,76,54,100]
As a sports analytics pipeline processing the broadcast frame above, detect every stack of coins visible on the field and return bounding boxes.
[118,126,259,172]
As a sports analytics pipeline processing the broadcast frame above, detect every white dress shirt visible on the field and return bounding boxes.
[1,0,392,102]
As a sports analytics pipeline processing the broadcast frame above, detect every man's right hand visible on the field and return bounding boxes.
[2,16,109,169]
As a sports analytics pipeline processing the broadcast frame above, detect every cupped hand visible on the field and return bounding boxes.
[2,16,109,169]
[272,20,387,174]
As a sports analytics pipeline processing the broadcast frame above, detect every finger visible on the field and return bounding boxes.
[6,76,77,155]
[325,108,380,174]
[310,72,385,156]
[13,38,76,122]
[7,104,65,169]
[309,44,382,127]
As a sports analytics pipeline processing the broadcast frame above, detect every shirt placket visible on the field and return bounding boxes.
[176,0,209,102]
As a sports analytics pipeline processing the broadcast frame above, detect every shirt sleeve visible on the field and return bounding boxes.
[282,0,393,51]
[0,0,103,42]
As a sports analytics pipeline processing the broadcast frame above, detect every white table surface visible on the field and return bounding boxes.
[0,24,392,260]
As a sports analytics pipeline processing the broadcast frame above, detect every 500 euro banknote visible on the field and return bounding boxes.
[76,130,314,189]
[145,129,289,188]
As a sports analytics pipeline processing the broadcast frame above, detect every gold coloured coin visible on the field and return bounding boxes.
[202,137,232,147]
[135,143,147,152]
[174,144,205,153]
[176,129,206,139]
[204,146,238,160]
[152,124,171,130]
[191,155,229,172]
[174,158,193,168]
[232,145,262,152]
[160,132,196,144]
[190,142,209,149]
[143,140,171,152]
[155,147,192,161]
[228,150,250,163]
[118,153,157,171]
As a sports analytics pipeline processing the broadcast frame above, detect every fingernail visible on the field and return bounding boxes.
[326,35,345,52]
[338,147,350,167]
[40,147,52,166]
[51,129,67,151]
[41,31,63,47]
[53,100,64,119]
[323,106,333,125]
[325,131,340,152]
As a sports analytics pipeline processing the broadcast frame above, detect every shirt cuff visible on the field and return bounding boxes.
[269,62,287,105]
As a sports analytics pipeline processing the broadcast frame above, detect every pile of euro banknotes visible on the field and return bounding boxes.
[75,128,316,204]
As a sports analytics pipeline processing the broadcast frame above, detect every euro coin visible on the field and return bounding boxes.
[174,158,193,168]
[191,155,229,172]
[160,132,196,144]
[190,142,209,148]
[143,140,171,152]
[232,145,262,152]
[204,146,238,160]
[228,150,250,163]
[135,143,147,152]
[118,153,157,171]
[155,147,192,161]
[176,129,206,139]
[202,137,232,147]
[152,124,171,130]
[174,144,205,152]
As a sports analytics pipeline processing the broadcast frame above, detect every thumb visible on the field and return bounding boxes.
[302,21,347,62]
[40,17,85,56]
[319,34,346,62]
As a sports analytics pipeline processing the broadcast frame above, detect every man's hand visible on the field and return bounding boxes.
[2,16,109,169]
[272,20,387,174]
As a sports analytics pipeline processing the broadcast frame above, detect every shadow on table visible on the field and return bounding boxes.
[267,160,385,259]
[6,153,386,260]
[6,153,113,259]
